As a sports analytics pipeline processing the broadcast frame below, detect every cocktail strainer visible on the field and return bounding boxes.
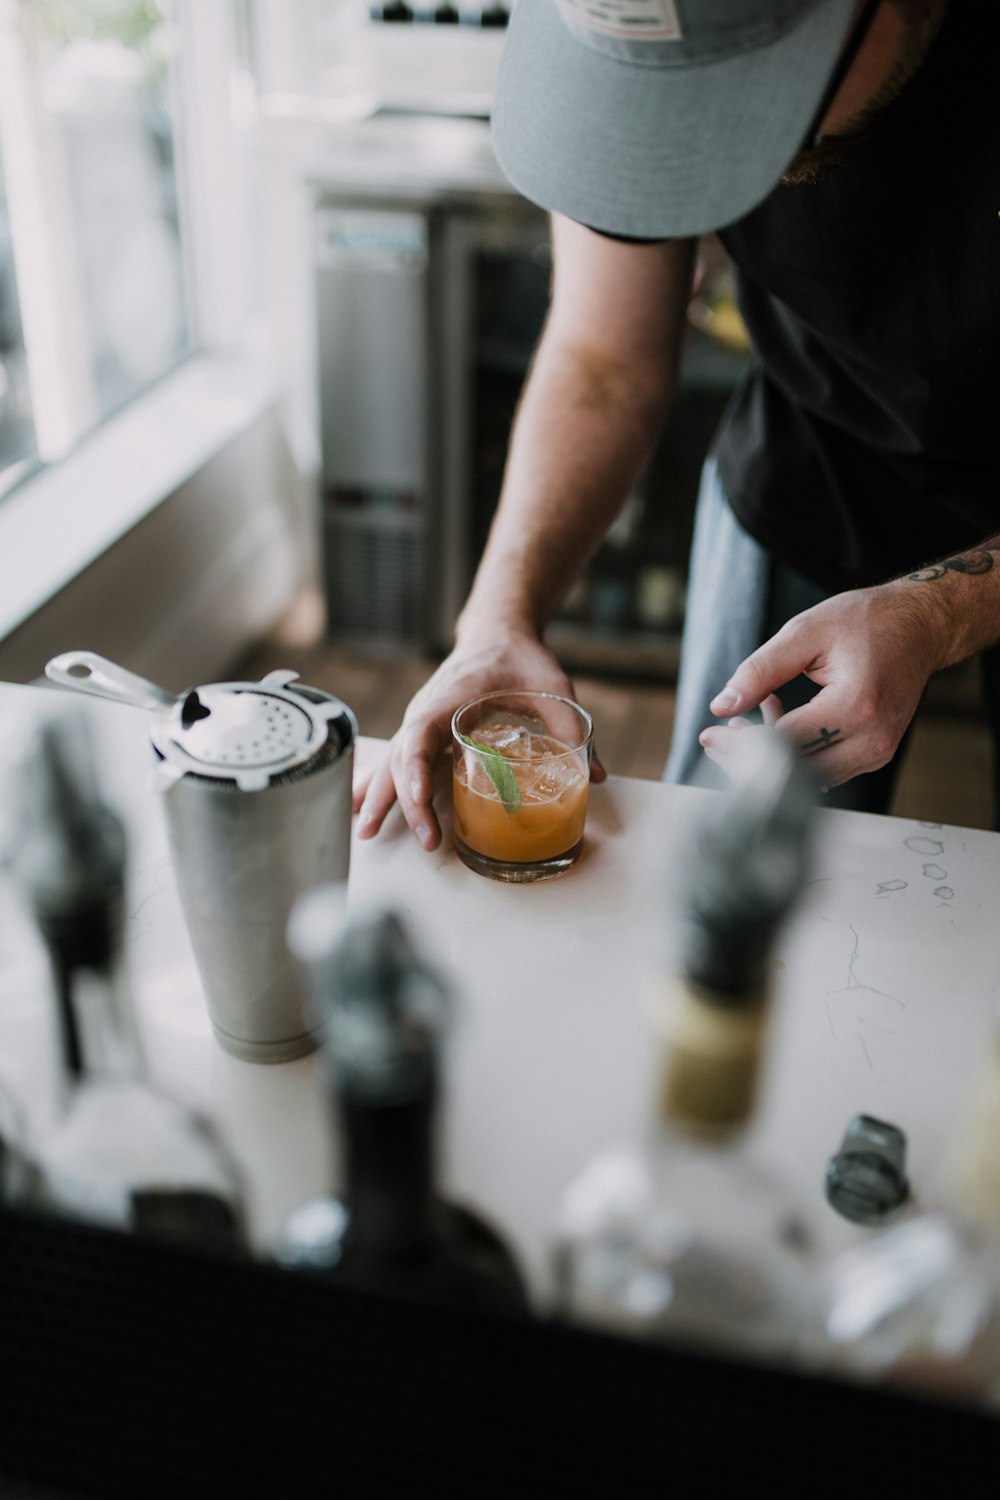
[45,651,358,1063]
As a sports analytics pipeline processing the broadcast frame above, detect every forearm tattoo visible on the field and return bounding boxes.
[908,548,997,582]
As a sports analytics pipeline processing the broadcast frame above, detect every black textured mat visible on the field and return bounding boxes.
[1,1205,997,1498]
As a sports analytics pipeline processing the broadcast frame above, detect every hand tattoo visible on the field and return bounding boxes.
[908,549,996,582]
[802,727,841,751]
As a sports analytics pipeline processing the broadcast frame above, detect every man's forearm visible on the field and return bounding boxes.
[892,535,1000,671]
[457,338,672,642]
[456,223,696,647]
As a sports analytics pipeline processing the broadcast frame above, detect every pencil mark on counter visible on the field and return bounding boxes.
[904,836,944,856]
[824,923,905,1072]
[903,825,956,904]
[845,925,901,1001]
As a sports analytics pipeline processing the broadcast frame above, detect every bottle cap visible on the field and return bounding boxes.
[825,1114,910,1224]
[288,894,452,1102]
[678,733,816,997]
[8,709,125,938]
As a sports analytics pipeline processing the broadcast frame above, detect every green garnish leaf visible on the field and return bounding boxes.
[458,732,522,814]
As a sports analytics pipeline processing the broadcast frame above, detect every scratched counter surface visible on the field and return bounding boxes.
[1,678,998,1293]
[756,801,999,1255]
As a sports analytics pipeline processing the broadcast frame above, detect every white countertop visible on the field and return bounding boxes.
[2,678,998,1302]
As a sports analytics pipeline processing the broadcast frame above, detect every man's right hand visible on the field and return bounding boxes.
[353,628,603,850]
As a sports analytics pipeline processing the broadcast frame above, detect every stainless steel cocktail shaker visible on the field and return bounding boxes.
[45,652,358,1064]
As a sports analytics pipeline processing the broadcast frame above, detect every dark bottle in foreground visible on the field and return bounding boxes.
[553,734,818,1361]
[278,892,528,1314]
[6,709,246,1250]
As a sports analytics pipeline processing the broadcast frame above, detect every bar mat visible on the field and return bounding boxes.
[1,1205,997,1498]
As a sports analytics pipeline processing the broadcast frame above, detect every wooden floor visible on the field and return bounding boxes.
[234,591,994,831]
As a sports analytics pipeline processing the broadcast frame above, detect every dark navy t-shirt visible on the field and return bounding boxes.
[715,0,998,593]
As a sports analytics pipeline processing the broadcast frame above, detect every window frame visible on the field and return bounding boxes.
[0,0,276,646]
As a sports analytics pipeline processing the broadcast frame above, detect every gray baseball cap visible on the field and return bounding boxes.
[491,0,857,238]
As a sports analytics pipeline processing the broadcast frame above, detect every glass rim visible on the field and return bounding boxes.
[451,689,593,758]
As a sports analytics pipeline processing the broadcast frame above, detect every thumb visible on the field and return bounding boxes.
[709,635,811,717]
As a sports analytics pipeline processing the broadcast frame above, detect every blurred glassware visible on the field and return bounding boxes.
[552,733,818,1362]
[813,1023,1000,1404]
[5,707,247,1251]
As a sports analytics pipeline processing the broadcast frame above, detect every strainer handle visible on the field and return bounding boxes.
[45,652,176,713]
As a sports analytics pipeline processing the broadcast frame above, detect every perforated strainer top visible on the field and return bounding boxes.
[150,671,355,791]
[178,688,314,765]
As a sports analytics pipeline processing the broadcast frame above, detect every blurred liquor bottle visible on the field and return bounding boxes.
[0,1078,28,1202]
[0,1072,38,1208]
[5,710,246,1250]
[813,1021,1000,1404]
[278,892,528,1314]
[552,734,818,1362]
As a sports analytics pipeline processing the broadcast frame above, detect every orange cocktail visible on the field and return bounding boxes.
[451,692,593,882]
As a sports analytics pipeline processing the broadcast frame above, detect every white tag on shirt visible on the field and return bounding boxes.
[555,0,683,42]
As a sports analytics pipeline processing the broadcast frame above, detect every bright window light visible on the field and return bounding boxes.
[0,0,191,490]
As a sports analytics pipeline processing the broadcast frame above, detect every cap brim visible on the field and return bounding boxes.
[491,0,856,238]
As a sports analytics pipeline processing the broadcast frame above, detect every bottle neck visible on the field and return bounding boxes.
[339,1085,438,1261]
[655,973,770,1139]
[42,895,141,1091]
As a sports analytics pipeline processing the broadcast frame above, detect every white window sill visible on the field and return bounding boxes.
[0,342,282,645]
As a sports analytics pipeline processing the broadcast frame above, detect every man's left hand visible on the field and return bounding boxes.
[698,582,944,789]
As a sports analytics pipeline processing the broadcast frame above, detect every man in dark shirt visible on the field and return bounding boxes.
[355,0,1000,848]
